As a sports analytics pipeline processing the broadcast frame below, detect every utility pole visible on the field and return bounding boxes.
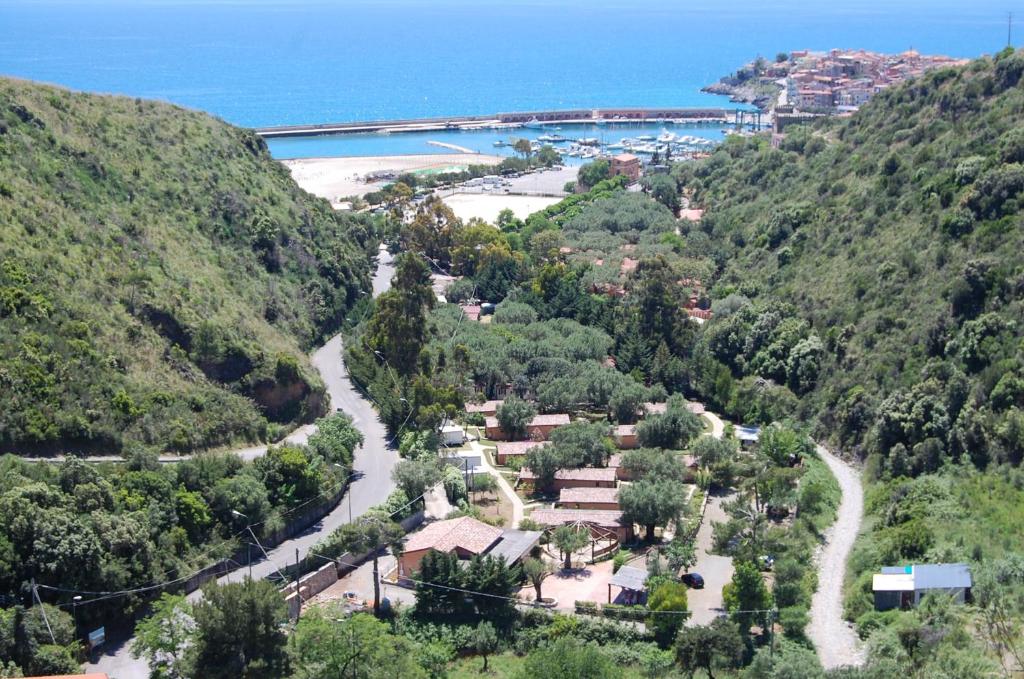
[294,548,301,620]
[232,510,252,578]
[30,579,56,644]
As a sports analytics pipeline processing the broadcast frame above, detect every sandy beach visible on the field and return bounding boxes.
[284,153,505,204]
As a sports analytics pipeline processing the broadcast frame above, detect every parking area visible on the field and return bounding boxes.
[685,490,735,626]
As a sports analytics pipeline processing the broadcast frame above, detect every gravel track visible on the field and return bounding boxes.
[807,445,867,669]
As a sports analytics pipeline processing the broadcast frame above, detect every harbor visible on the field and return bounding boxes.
[265,118,760,162]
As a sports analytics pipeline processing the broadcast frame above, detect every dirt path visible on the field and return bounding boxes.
[468,439,525,527]
[807,445,866,669]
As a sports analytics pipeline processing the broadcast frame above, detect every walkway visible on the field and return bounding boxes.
[86,249,398,679]
[468,439,525,527]
[807,445,865,669]
[703,410,725,439]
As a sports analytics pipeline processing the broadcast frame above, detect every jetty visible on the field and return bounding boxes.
[254,107,740,139]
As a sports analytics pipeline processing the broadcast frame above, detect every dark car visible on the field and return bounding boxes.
[682,573,705,589]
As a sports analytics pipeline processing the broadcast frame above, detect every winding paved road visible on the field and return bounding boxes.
[87,249,398,679]
[807,445,865,669]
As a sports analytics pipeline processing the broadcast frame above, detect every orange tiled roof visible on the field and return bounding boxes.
[403,516,502,555]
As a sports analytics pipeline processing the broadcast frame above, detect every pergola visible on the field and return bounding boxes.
[608,565,648,604]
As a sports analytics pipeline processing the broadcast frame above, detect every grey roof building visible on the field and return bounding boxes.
[872,563,972,611]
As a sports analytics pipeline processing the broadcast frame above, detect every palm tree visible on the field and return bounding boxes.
[551,524,590,571]
[331,512,405,615]
[522,557,554,601]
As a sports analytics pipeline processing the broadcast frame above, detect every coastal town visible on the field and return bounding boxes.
[705,48,968,112]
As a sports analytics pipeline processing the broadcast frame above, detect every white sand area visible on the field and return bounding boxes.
[441,193,562,223]
[283,153,504,204]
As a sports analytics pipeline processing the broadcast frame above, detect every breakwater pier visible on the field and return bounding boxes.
[254,107,756,139]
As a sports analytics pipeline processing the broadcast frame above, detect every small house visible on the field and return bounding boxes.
[466,400,503,417]
[484,413,570,442]
[735,425,761,449]
[398,516,541,577]
[610,153,641,182]
[494,440,547,465]
[439,422,466,446]
[558,486,620,510]
[612,424,638,449]
[872,563,972,611]
[517,466,617,491]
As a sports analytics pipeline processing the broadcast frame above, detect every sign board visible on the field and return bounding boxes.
[88,627,105,650]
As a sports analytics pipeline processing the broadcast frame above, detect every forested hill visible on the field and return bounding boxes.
[678,48,1024,474]
[0,78,375,456]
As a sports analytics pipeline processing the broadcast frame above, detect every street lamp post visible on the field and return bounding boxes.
[231,510,252,579]
[72,595,82,637]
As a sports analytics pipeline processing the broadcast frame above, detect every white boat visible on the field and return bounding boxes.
[493,140,509,147]
[637,134,655,142]
[577,137,600,146]
[607,142,625,150]
[524,117,544,129]
[537,133,568,143]
[657,131,676,143]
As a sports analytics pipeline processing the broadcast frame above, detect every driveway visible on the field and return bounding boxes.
[685,490,735,626]
[87,249,398,679]
[807,446,865,669]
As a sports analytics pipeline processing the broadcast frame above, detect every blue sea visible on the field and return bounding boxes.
[0,0,1015,158]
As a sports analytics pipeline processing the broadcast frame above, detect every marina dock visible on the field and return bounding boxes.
[254,107,746,139]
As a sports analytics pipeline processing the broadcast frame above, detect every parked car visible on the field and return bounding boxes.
[759,555,775,571]
[682,572,705,589]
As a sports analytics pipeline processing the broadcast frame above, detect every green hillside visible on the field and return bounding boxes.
[672,49,1024,673]
[0,78,375,456]
[678,49,1024,471]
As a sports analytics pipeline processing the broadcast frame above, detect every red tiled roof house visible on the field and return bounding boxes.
[485,413,570,441]
[398,516,502,577]
[494,440,547,466]
[558,486,620,510]
[517,466,617,491]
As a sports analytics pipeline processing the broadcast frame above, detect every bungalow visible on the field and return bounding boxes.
[517,466,617,490]
[608,452,697,482]
[398,515,541,577]
[528,508,635,544]
[735,425,761,449]
[612,424,638,449]
[466,400,503,417]
[484,413,571,442]
[872,563,973,611]
[494,440,547,465]
[558,486,620,510]
[607,453,630,481]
